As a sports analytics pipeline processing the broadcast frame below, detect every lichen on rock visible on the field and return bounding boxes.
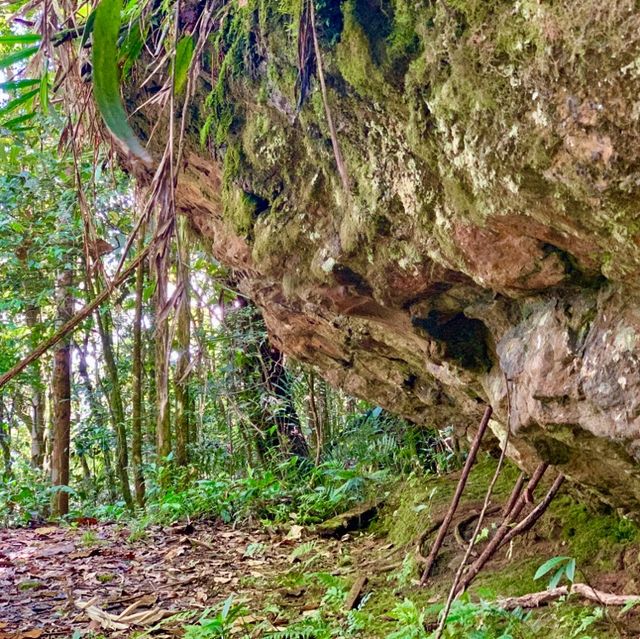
[131,0,640,513]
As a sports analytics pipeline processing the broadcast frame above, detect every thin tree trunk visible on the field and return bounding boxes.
[0,395,11,478]
[154,266,171,461]
[77,337,117,502]
[259,339,309,459]
[25,307,46,469]
[51,268,73,517]
[132,232,146,506]
[94,308,133,509]
[307,372,323,465]
[174,218,191,467]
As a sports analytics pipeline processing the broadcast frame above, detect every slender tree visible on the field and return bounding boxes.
[94,306,134,509]
[174,218,192,466]
[131,231,146,505]
[50,267,73,516]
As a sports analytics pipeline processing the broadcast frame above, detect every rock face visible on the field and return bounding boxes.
[144,1,640,511]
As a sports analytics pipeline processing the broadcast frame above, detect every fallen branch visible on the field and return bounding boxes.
[419,406,493,585]
[76,596,171,630]
[498,584,640,611]
[344,575,368,611]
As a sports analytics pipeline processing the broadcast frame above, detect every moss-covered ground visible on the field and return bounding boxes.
[240,454,640,638]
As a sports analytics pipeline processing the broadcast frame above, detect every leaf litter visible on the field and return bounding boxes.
[0,520,380,638]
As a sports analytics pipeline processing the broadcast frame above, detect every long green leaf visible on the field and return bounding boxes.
[0,88,38,117]
[0,34,41,45]
[534,556,569,581]
[92,0,151,165]
[0,78,40,91]
[1,111,36,130]
[80,9,97,48]
[0,46,39,70]
[173,36,194,95]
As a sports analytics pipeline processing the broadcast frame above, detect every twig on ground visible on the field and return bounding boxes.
[498,583,640,610]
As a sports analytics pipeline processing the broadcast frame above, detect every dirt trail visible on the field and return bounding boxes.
[0,520,352,637]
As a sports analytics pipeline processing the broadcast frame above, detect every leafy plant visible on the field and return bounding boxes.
[534,556,576,589]
[183,596,245,639]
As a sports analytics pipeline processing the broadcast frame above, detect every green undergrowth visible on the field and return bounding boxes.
[172,454,640,638]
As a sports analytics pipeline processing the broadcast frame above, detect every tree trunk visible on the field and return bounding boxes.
[50,267,73,517]
[25,306,46,469]
[132,232,146,506]
[94,307,133,509]
[259,339,309,460]
[174,218,191,467]
[0,395,12,478]
[77,337,117,502]
[306,372,324,465]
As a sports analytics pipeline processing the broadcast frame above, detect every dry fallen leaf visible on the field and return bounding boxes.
[285,525,303,541]
[22,630,44,639]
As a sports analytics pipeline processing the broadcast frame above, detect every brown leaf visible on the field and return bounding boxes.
[22,630,44,638]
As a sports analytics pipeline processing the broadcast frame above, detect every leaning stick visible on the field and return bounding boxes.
[456,461,549,594]
[503,471,526,517]
[0,244,152,390]
[419,405,493,585]
[434,401,514,639]
[497,474,565,549]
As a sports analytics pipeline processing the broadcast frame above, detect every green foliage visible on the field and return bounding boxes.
[0,464,50,526]
[534,556,576,589]
[386,599,428,639]
[436,597,532,638]
[173,36,194,95]
[184,597,245,639]
[92,0,151,163]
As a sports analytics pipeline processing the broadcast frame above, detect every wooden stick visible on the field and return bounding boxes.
[344,575,368,611]
[498,583,640,611]
[434,413,513,639]
[497,474,565,549]
[419,405,493,585]
[503,471,526,517]
[456,462,549,594]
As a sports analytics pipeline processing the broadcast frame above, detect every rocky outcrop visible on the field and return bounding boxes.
[137,1,640,512]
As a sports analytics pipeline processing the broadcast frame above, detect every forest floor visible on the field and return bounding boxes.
[3,457,640,638]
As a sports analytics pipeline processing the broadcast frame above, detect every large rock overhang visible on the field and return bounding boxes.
[132,0,640,513]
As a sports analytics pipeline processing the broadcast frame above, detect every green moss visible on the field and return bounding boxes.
[546,494,639,567]
[386,0,421,70]
[335,1,388,100]
[223,186,260,237]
